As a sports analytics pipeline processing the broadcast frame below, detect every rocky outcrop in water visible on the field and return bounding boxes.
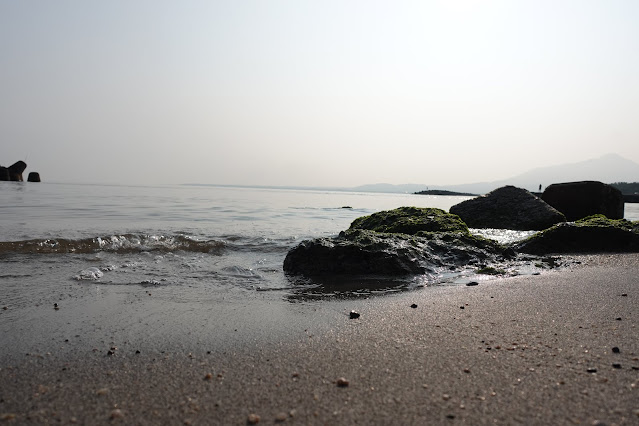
[516,215,639,254]
[27,172,41,182]
[541,181,624,221]
[0,161,40,182]
[449,186,565,231]
[284,207,515,276]
[283,228,514,276]
[284,204,639,278]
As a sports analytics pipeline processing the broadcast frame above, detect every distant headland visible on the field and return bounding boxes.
[413,189,477,196]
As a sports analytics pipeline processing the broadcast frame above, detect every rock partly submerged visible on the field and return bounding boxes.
[283,207,515,276]
[516,215,639,254]
[449,186,565,231]
[541,181,624,221]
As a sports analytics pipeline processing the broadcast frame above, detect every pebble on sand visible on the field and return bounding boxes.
[247,413,260,424]
[349,311,360,319]
[110,409,124,419]
[410,304,418,308]
[612,347,620,353]
[336,377,349,387]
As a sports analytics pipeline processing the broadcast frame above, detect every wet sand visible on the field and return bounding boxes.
[1,254,638,425]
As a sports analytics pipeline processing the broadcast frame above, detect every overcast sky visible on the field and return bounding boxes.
[1,0,638,186]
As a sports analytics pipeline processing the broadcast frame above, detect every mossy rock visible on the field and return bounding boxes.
[349,207,469,235]
[283,228,514,276]
[516,214,639,254]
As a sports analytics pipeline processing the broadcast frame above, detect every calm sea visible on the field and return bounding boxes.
[1,182,638,303]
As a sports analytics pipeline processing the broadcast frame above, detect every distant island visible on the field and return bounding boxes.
[414,189,477,196]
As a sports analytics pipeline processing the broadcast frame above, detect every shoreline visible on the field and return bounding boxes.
[1,254,638,424]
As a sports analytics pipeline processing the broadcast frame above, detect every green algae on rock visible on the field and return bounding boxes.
[283,227,514,276]
[349,206,469,235]
[516,215,639,254]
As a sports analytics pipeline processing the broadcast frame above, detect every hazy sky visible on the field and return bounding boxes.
[1,0,638,186]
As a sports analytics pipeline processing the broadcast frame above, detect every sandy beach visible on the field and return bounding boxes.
[1,254,638,425]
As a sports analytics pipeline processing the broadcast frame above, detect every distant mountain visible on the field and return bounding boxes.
[352,154,639,195]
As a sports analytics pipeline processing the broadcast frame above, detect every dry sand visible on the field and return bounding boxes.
[1,254,638,425]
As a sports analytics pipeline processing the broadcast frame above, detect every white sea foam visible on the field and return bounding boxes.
[75,267,104,280]
[470,228,538,245]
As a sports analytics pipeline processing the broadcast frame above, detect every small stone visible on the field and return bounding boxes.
[463,368,470,373]
[466,282,479,286]
[442,394,451,401]
[336,377,349,387]
[616,317,622,321]
[275,412,288,422]
[204,373,213,380]
[135,350,141,354]
[349,311,360,319]
[247,413,260,424]
[2,306,7,310]
[459,306,465,309]
[96,388,108,396]
[612,363,622,369]
[410,304,418,309]
[587,368,597,373]
[621,293,627,297]
[612,347,620,353]
[110,409,124,419]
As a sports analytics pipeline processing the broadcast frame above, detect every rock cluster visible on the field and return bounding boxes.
[0,161,40,182]
[284,183,639,278]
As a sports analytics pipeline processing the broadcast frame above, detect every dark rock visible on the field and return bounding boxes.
[349,311,360,319]
[466,281,479,286]
[542,181,624,221]
[410,304,418,308]
[7,161,27,182]
[612,347,620,353]
[27,172,41,182]
[586,368,597,373]
[283,228,511,276]
[612,363,622,369]
[515,215,639,254]
[449,186,565,231]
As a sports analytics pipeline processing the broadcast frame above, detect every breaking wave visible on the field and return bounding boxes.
[0,234,226,255]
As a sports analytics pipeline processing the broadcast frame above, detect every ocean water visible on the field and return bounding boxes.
[1,182,638,305]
